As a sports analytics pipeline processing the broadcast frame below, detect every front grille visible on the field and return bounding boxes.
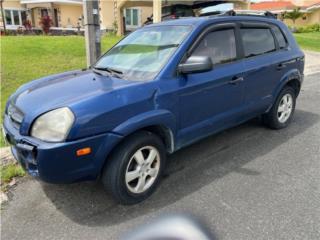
[7,103,24,130]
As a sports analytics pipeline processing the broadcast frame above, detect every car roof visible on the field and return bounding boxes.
[146,15,282,27]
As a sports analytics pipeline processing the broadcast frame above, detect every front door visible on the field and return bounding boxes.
[177,26,245,146]
[53,9,59,27]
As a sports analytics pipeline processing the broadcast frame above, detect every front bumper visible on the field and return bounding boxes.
[3,115,123,183]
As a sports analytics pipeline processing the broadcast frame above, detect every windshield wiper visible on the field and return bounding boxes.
[93,66,124,79]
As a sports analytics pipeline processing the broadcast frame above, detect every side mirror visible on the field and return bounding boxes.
[178,56,212,74]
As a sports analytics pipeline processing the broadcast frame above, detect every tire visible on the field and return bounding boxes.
[263,86,296,129]
[102,131,167,205]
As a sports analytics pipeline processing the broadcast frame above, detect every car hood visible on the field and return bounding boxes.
[11,69,138,119]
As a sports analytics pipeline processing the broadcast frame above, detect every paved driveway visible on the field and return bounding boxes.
[304,50,320,75]
[1,55,320,240]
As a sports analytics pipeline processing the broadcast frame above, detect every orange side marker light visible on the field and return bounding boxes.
[76,147,91,156]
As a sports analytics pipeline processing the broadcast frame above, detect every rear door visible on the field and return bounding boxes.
[239,23,280,116]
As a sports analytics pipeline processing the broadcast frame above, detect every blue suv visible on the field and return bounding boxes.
[3,15,304,204]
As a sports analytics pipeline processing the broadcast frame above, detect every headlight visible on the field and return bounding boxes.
[31,107,75,142]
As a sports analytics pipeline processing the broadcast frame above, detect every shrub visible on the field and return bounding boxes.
[112,20,118,35]
[23,19,32,31]
[39,15,52,34]
[295,24,320,33]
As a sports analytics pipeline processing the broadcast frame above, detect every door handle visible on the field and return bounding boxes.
[229,76,244,85]
[277,63,286,70]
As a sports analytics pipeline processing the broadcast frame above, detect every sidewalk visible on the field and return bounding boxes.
[304,50,320,76]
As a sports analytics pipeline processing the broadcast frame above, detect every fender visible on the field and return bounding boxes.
[268,68,303,111]
[112,109,177,148]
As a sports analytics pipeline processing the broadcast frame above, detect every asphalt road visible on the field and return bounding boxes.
[2,72,320,240]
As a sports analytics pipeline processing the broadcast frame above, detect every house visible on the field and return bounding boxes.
[250,0,320,26]
[1,0,84,30]
[0,0,153,32]
[0,0,250,34]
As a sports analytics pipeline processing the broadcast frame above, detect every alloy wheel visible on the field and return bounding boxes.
[277,93,293,123]
[125,146,161,194]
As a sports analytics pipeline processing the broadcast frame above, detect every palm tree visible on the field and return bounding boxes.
[284,8,304,26]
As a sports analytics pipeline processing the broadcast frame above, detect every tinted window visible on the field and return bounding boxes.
[271,25,287,49]
[191,29,237,65]
[241,28,276,58]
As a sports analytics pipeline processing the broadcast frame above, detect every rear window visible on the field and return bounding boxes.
[271,25,287,49]
[241,28,276,58]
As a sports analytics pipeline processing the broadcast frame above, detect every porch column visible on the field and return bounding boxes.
[153,0,162,23]
[116,7,124,36]
[49,3,55,24]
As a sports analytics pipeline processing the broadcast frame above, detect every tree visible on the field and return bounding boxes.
[284,8,304,25]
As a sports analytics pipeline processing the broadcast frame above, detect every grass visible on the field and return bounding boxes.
[1,34,121,116]
[0,34,121,146]
[1,164,25,191]
[293,32,320,52]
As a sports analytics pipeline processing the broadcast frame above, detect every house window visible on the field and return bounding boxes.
[124,8,140,28]
[4,9,27,26]
[5,10,12,25]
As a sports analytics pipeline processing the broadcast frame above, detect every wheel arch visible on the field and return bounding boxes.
[273,69,302,101]
[112,109,176,153]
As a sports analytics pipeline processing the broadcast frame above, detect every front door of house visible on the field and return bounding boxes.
[53,9,58,27]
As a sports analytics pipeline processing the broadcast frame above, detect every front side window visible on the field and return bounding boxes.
[95,25,192,81]
[241,28,276,58]
[191,29,237,65]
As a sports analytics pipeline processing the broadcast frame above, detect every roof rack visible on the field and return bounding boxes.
[214,10,277,19]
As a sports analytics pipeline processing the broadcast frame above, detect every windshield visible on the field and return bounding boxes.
[94,25,192,81]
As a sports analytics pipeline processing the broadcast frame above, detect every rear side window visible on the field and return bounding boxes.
[241,28,276,58]
[271,25,287,49]
[191,29,237,65]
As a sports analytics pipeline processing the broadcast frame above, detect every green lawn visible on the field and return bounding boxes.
[294,32,320,52]
[0,164,25,191]
[0,35,121,147]
[1,35,121,117]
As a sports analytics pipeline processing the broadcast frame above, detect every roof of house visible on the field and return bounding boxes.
[251,1,295,11]
[307,2,320,10]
